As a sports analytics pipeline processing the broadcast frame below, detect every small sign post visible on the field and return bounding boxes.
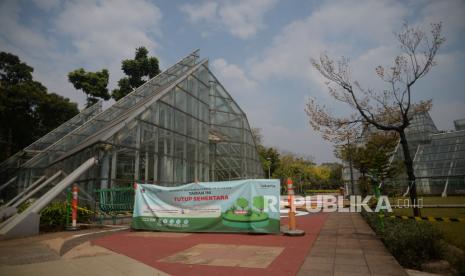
[283,178,305,236]
[66,184,80,230]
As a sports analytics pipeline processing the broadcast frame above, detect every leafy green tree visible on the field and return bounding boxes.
[112,47,160,101]
[0,52,78,161]
[258,146,280,177]
[68,68,110,107]
[236,197,249,210]
[0,52,33,84]
[252,127,337,192]
[253,196,264,212]
[252,128,281,178]
[336,132,401,186]
[36,92,79,134]
[321,162,343,188]
[111,78,132,102]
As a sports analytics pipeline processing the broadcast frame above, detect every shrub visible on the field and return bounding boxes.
[40,201,93,230]
[363,212,443,269]
[17,200,33,213]
[358,176,371,197]
[40,201,67,229]
[305,189,340,194]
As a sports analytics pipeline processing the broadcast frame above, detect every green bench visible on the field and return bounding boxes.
[95,187,134,224]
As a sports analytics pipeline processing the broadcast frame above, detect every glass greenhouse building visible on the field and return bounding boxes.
[342,112,465,196]
[0,50,264,203]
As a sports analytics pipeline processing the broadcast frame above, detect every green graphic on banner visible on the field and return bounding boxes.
[131,179,280,233]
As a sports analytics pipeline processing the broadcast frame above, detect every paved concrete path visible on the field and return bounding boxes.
[298,212,408,276]
[93,214,328,276]
[0,213,409,275]
[0,251,168,276]
[0,228,168,276]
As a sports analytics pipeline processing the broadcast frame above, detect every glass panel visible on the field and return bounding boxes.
[186,94,198,117]
[116,149,135,180]
[187,75,198,98]
[187,138,197,161]
[159,102,173,129]
[174,158,185,183]
[187,117,198,139]
[174,110,186,135]
[198,81,209,103]
[161,156,173,183]
[175,87,187,112]
[158,129,173,155]
[161,89,174,105]
[174,134,185,159]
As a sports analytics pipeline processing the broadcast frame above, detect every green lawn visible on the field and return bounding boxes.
[389,196,465,206]
[387,197,465,250]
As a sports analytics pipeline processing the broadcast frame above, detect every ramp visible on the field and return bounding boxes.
[0,172,64,221]
[0,157,97,239]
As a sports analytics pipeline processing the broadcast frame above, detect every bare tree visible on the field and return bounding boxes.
[306,22,445,217]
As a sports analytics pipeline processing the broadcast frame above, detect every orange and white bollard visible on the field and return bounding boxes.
[287,178,296,230]
[283,178,305,236]
[68,184,79,230]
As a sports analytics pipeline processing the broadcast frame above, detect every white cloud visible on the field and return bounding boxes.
[430,100,465,131]
[180,2,218,23]
[250,0,406,85]
[0,0,163,108]
[179,0,278,39]
[246,0,465,162]
[0,1,54,57]
[211,58,257,97]
[210,57,338,161]
[32,0,60,12]
[55,0,161,65]
[418,0,465,45]
[259,123,335,162]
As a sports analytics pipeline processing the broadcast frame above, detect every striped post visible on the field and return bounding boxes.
[71,184,78,228]
[287,178,296,230]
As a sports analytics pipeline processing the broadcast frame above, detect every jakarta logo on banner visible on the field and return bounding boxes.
[131,179,280,234]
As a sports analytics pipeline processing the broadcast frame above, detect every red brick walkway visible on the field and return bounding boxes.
[93,213,328,276]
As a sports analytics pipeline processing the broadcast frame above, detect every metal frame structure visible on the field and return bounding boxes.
[0,102,102,190]
[341,112,465,195]
[1,50,264,210]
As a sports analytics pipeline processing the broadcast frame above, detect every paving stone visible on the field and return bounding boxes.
[159,243,284,268]
[299,213,409,276]
[365,254,398,265]
[335,254,367,265]
[368,264,408,275]
[309,247,336,257]
[334,271,371,276]
[313,240,337,247]
[335,248,363,255]
[304,256,335,264]
[300,259,333,271]
[334,263,370,273]
[297,269,334,276]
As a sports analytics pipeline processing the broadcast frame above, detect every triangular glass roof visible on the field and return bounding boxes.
[13,50,263,187]
[0,101,102,175]
[24,51,201,169]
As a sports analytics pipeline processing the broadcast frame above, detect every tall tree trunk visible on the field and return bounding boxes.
[398,129,421,217]
[347,139,355,195]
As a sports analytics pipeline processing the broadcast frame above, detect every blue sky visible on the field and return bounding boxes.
[1,0,465,163]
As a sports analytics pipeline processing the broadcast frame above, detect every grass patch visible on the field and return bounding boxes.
[389,196,465,205]
[363,211,443,269]
[305,189,340,194]
[388,196,465,250]
[392,207,465,250]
